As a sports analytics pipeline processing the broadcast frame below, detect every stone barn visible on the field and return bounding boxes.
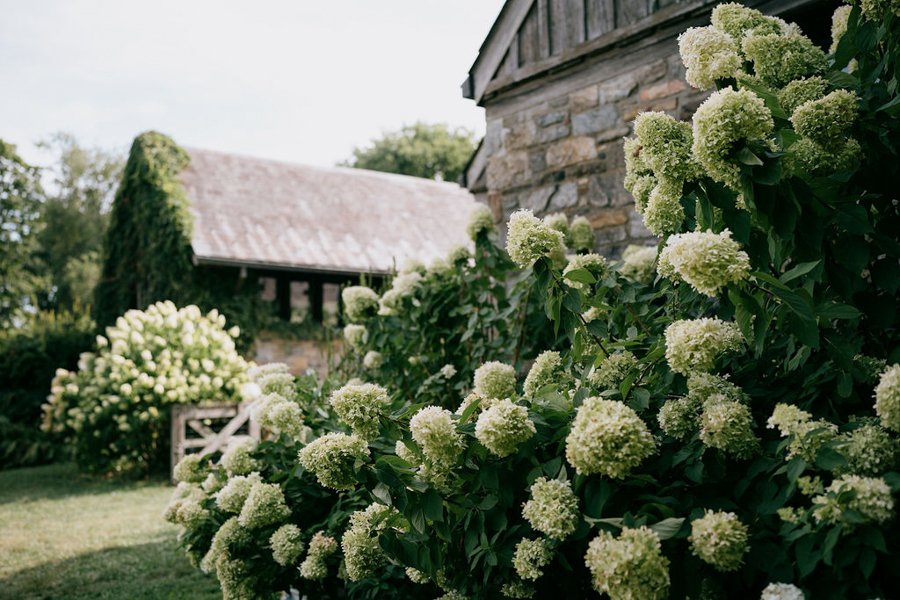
[461,0,836,255]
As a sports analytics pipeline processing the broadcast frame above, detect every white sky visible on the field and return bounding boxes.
[0,0,505,168]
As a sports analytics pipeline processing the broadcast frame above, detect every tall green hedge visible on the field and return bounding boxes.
[94,132,267,349]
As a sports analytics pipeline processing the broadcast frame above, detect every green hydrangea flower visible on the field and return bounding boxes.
[522,477,580,539]
[409,405,465,466]
[328,383,390,440]
[473,361,518,400]
[875,364,900,432]
[664,318,744,375]
[523,351,572,398]
[658,229,751,297]
[689,511,750,572]
[341,286,379,323]
[585,526,670,600]
[512,538,553,581]
[270,524,305,566]
[475,399,536,457]
[298,433,370,491]
[506,210,567,268]
[565,397,655,478]
[678,26,742,90]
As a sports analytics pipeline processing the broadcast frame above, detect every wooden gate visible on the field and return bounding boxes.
[170,402,261,479]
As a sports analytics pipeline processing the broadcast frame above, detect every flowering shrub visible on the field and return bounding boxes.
[167,4,900,599]
[43,301,248,475]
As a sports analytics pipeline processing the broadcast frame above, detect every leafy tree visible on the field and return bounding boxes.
[35,133,124,313]
[342,122,476,182]
[0,140,44,328]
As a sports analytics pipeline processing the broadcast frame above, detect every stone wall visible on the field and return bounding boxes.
[480,37,707,256]
[252,334,343,376]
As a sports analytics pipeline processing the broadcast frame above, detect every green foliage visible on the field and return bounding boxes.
[0,312,94,468]
[168,5,900,599]
[0,140,44,328]
[44,301,249,476]
[34,132,124,313]
[342,122,476,182]
[93,131,268,350]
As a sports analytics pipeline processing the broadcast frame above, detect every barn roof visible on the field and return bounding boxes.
[180,147,478,276]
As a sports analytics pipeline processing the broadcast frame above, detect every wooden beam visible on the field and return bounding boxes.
[467,0,537,103]
[309,279,324,323]
[276,276,292,321]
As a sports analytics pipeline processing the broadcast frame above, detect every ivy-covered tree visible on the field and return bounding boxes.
[342,122,476,183]
[0,140,44,329]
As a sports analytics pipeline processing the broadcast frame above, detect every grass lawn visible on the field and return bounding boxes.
[0,463,221,599]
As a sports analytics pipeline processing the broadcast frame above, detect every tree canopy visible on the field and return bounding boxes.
[342,122,476,182]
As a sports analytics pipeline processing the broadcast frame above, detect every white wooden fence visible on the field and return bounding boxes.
[170,402,260,479]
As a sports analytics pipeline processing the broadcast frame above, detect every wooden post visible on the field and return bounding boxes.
[309,279,324,323]
[276,276,291,321]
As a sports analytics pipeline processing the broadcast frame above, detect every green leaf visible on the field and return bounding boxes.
[780,261,820,284]
[736,147,764,166]
[648,517,685,540]
[815,446,848,471]
[817,303,862,320]
[422,489,444,522]
[564,268,596,284]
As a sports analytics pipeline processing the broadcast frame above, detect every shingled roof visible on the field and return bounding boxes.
[179,148,478,276]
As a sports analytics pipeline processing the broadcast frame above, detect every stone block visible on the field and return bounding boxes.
[537,111,567,127]
[484,119,503,155]
[529,150,547,174]
[548,182,579,210]
[628,207,653,239]
[503,120,537,151]
[595,125,631,144]
[486,151,529,191]
[595,224,628,245]
[550,96,569,109]
[521,186,554,212]
[537,123,570,144]
[571,85,599,112]
[597,72,640,105]
[650,97,678,113]
[572,105,620,136]
[589,208,629,229]
[546,137,597,169]
[587,175,611,208]
[639,79,688,102]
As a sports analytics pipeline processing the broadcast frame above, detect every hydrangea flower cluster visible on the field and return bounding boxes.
[513,538,553,581]
[237,481,291,529]
[618,245,658,284]
[664,318,744,375]
[658,229,751,297]
[341,286,379,323]
[569,216,595,251]
[812,475,895,525]
[563,253,608,290]
[875,364,900,432]
[468,204,495,239]
[378,272,423,316]
[842,422,899,475]
[501,579,536,599]
[200,516,249,574]
[767,403,838,462]
[163,482,209,528]
[298,432,370,490]
[627,112,699,235]
[362,350,383,370]
[475,399,536,457]
[215,472,263,513]
[328,383,390,440]
[692,87,774,191]
[409,406,465,466]
[343,324,368,351]
[658,396,700,440]
[689,511,750,571]
[742,31,826,88]
[710,3,786,43]
[506,210,567,268]
[565,397,655,478]
[221,437,262,476]
[778,76,828,116]
[584,526,670,600]
[678,26,741,89]
[299,532,338,580]
[700,397,759,458]
[43,301,248,474]
[269,523,305,566]
[473,361,517,399]
[173,453,208,484]
[521,477,580,539]
[252,392,305,440]
[523,351,572,398]
[589,351,639,390]
[760,582,805,600]
[543,212,570,238]
[341,503,398,581]
[250,363,295,397]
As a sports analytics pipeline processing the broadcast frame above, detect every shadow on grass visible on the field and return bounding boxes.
[0,463,171,506]
[0,539,220,600]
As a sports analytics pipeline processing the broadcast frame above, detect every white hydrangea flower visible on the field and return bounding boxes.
[343,324,368,351]
[585,526,670,600]
[328,383,390,440]
[679,26,742,89]
[513,538,553,581]
[362,350,383,370]
[298,432,370,490]
[475,399,536,457]
[220,437,261,476]
[562,254,608,290]
[664,318,744,375]
[522,477,579,539]
[342,286,379,323]
[473,361,517,400]
[874,364,900,432]
[760,582,805,600]
[523,351,571,398]
[215,472,263,513]
[619,245,658,284]
[689,510,750,572]
[506,210,566,268]
[237,481,291,529]
[658,229,751,297]
[468,204,495,239]
[341,503,398,581]
[566,397,655,478]
[270,523,305,566]
[812,475,894,525]
[299,531,338,580]
[410,406,466,466]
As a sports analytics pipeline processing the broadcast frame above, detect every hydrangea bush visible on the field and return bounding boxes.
[168,4,900,598]
[43,301,248,475]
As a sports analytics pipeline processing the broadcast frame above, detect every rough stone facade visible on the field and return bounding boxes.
[482,53,706,255]
[252,335,343,376]
[463,0,830,257]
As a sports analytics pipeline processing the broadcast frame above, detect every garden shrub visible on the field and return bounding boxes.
[43,300,249,476]
[0,311,94,468]
[167,3,900,598]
